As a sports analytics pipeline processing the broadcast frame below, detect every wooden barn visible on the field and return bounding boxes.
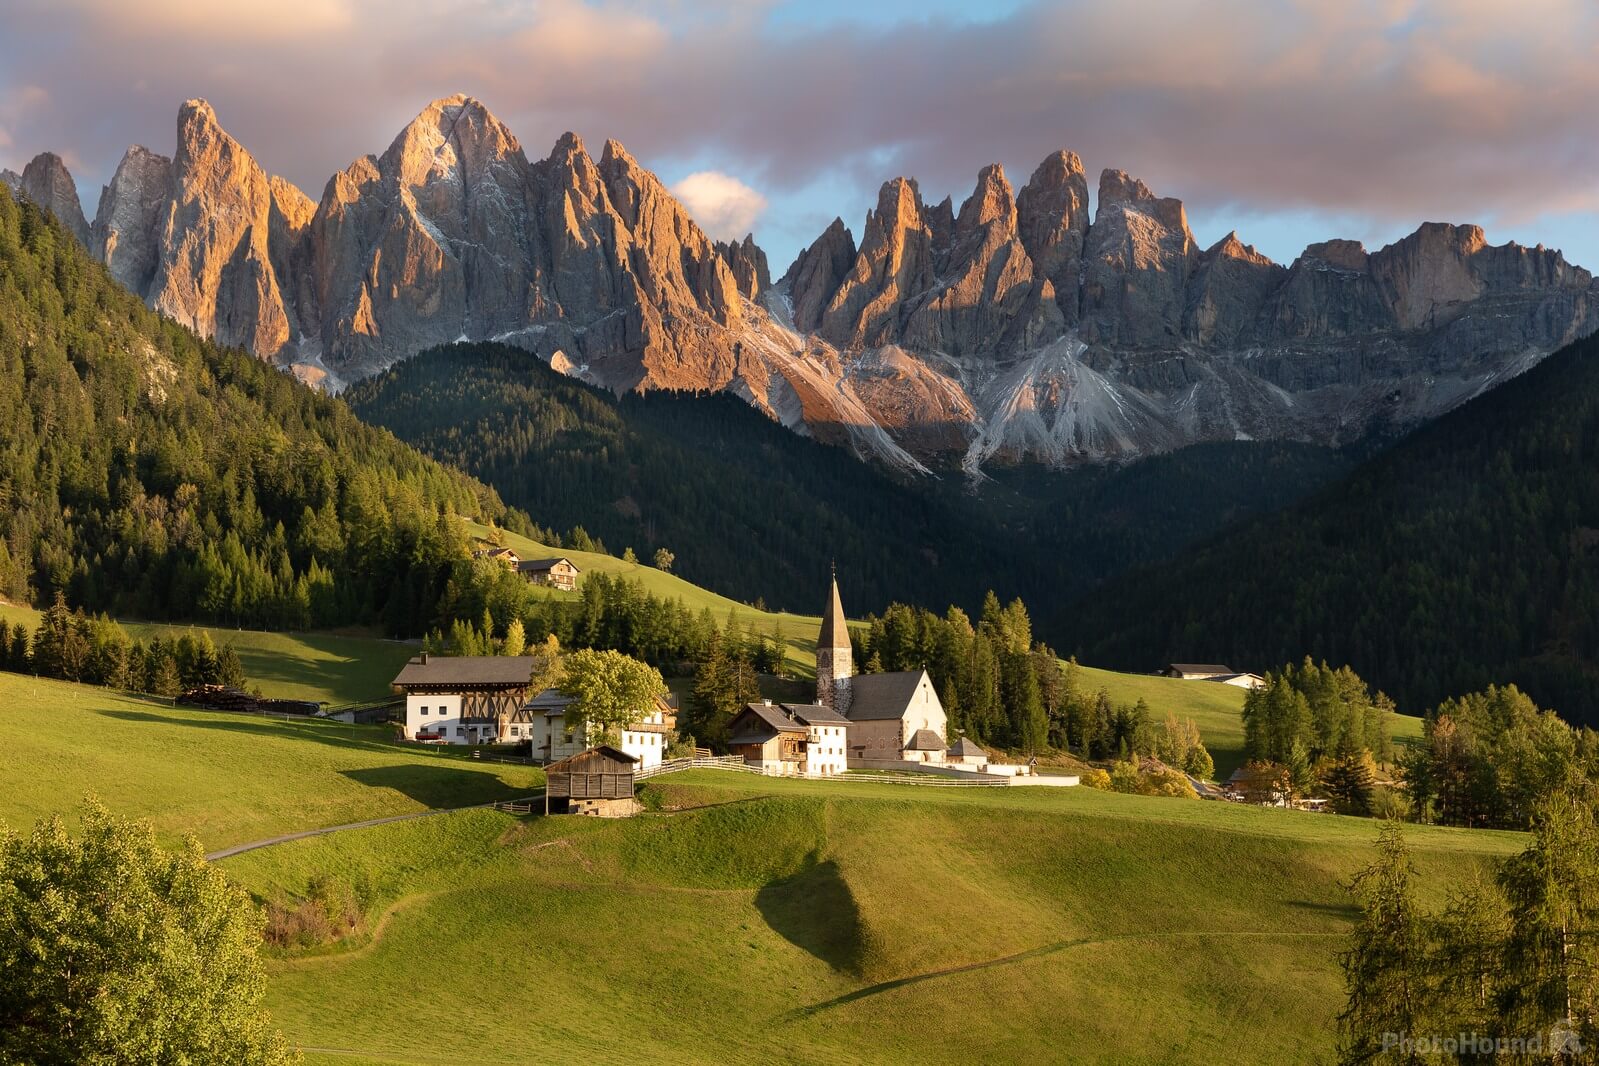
[544,746,640,817]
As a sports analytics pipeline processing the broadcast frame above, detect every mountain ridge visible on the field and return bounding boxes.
[11,95,1598,471]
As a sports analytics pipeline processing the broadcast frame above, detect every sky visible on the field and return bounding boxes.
[4,0,1599,273]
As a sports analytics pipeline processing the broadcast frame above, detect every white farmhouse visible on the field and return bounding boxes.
[518,688,675,770]
[392,653,540,745]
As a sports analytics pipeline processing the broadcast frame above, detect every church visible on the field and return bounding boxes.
[817,573,949,767]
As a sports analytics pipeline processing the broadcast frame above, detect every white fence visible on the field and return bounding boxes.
[633,756,1008,788]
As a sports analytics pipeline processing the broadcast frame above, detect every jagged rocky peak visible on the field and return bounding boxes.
[143,98,309,358]
[819,176,941,349]
[7,151,90,245]
[781,217,856,332]
[1080,168,1199,347]
[716,234,770,301]
[92,145,175,295]
[1096,168,1191,234]
[1301,238,1370,272]
[1185,231,1286,346]
[1016,149,1090,321]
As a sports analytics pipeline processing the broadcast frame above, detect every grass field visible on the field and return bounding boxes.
[1,672,1513,1063]
[0,600,415,707]
[218,771,1522,1066]
[0,673,542,850]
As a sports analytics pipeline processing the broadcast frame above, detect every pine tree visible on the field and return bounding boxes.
[1337,823,1429,1065]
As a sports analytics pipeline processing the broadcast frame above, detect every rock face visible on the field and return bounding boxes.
[6,152,90,244]
[716,234,770,300]
[15,95,1599,472]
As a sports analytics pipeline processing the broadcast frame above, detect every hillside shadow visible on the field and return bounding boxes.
[340,764,529,808]
[755,852,867,976]
[101,708,410,755]
[1287,898,1360,920]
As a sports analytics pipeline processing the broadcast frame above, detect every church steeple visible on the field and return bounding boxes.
[816,568,853,715]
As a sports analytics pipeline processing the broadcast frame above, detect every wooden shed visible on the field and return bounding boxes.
[544,746,640,817]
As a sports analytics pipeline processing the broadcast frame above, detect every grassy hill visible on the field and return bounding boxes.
[2,674,1500,1062]
[0,600,415,707]
[217,772,1519,1065]
[0,673,541,849]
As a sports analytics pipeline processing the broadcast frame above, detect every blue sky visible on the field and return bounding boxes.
[5,0,1599,274]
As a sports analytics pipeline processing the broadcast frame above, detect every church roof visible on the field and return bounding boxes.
[846,670,932,720]
[819,575,850,652]
[949,737,987,757]
[906,728,946,751]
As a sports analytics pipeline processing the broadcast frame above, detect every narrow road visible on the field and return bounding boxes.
[205,793,543,861]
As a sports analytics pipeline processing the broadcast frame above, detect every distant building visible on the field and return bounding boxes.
[518,557,580,591]
[518,687,675,769]
[1164,663,1236,681]
[817,573,949,766]
[392,654,540,744]
[545,746,640,817]
[728,701,850,776]
[1203,672,1265,689]
[472,546,522,569]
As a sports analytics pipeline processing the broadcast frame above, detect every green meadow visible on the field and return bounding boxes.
[220,773,1517,1066]
[2,675,1504,1063]
[0,673,541,850]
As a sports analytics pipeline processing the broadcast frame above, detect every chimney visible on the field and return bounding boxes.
[763,698,772,706]
[420,651,429,665]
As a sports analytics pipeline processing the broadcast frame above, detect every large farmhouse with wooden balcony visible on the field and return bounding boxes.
[728,701,850,777]
[392,653,540,744]
[518,557,580,591]
[520,687,676,769]
[815,574,950,768]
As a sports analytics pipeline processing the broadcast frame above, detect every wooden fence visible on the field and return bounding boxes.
[633,756,1007,787]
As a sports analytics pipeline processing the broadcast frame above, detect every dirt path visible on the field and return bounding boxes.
[205,794,542,861]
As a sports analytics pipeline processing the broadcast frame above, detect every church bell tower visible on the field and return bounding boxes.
[816,567,853,716]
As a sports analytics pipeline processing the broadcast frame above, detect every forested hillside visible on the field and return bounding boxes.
[346,342,1352,619]
[1065,333,1599,724]
[0,187,527,635]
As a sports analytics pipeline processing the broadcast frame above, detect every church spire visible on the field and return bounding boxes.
[819,572,849,653]
[816,569,854,715]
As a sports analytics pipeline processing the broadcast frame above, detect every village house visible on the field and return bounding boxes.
[544,746,640,817]
[1163,663,1236,680]
[518,687,675,770]
[728,700,850,776]
[392,653,540,744]
[815,573,950,768]
[1205,672,1266,689]
[518,557,580,591]
[471,545,522,569]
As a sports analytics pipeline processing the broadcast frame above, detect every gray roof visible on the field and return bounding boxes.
[518,557,579,573]
[948,737,987,757]
[393,655,538,688]
[906,728,946,751]
[783,702,849,725]
[1168,663,1233,675]
[731,702,807,740]
[527,688,575,713]
[846,670,931,720]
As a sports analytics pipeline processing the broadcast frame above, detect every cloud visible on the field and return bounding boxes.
[670,171,768,240]
[5,0,1599,270]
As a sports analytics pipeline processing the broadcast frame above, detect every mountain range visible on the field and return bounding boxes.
[8,95,1599,472]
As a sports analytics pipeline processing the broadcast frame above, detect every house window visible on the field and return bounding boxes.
[420,706,429,715]
[456,727,465,737]
[510,726,520,737]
